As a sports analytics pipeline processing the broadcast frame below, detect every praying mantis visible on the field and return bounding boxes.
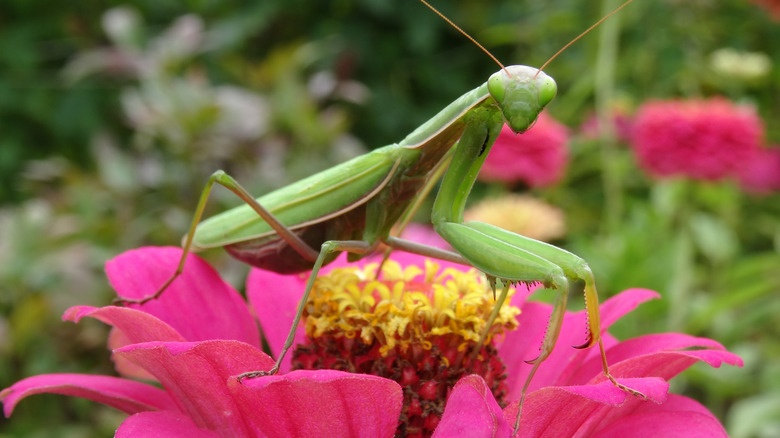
[120,0,642,431]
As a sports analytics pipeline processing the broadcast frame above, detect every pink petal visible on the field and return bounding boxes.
[504,378,669,437]
[64,305,185,380]
[106,247,260,347]
[229,369,402,437]
[499,301,561,397]
[1,373,177,417]
[108,328,156,380]
[592,394,728,437]
[433,375,512,438]
[115,340,275,438]
[508,283,542,310]
[571,333,743,385]
[246,267,309,373]
[117,411,222,438]
[596,289,661,328]
[64,305,186,343]
[500,289,659,399]
[399,223,452,251]
[591,349,743,386]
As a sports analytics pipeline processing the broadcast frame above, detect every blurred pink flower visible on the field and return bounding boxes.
[631,98,764,182]
[737,145,780,194]
[479,113,570,187]
[2,247,742,437]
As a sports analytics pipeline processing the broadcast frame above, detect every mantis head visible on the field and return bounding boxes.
[487,65,557,134]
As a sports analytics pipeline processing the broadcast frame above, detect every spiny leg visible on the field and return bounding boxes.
[238,239,377,380]
[511,263,647,433]
[513,273,569,433]
[114,170,319,306]
[466,280,511,367]
[579,273,647,399]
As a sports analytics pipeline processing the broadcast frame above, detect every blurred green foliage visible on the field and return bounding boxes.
[1,0,779,436]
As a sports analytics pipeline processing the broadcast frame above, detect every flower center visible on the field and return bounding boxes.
[291,259,520,437]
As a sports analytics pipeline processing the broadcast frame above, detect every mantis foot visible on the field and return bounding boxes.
[236,366,279,382]
[113,272,179,306]
[605,372,648,399]
[597,339,647,399]
[112,295,156,306]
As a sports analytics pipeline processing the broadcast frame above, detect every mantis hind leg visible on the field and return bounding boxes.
[114,170,320,306]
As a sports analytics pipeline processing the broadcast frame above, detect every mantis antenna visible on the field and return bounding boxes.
[419,0,635,80]
[536,0,635,77]
[417,0,510,77]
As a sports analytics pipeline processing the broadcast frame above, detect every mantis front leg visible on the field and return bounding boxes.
[430,111,645,432]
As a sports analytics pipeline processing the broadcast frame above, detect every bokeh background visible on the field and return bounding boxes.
[1,0,778,436]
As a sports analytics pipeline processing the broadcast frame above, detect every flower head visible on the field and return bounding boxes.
[292,259,519,436]
[479,113,570,187]
[630,98,764,182]
[2,246,743,437]
[250,247,742,436]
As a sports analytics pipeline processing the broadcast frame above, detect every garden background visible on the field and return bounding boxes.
[1,0,778,436]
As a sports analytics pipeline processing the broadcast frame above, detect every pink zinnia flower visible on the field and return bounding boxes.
[255,249,741,436]
[479,113,570,187]
[631,98,764,182]
[2,247,742,437]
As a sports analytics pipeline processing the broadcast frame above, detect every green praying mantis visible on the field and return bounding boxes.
[119,0,642,431]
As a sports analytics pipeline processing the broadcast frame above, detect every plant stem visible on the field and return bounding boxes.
[595,0,623,235]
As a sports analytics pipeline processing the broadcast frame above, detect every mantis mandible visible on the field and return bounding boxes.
[119,0,642,431]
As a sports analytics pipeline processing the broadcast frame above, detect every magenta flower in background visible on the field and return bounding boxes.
[2,246,742,437]
[479,113,570,187]
[631,98,764,182]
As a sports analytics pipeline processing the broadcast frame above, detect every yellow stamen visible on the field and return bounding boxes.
[302,260,520,357]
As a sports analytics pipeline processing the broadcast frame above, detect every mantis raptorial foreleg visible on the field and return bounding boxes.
[427,101,646,431]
